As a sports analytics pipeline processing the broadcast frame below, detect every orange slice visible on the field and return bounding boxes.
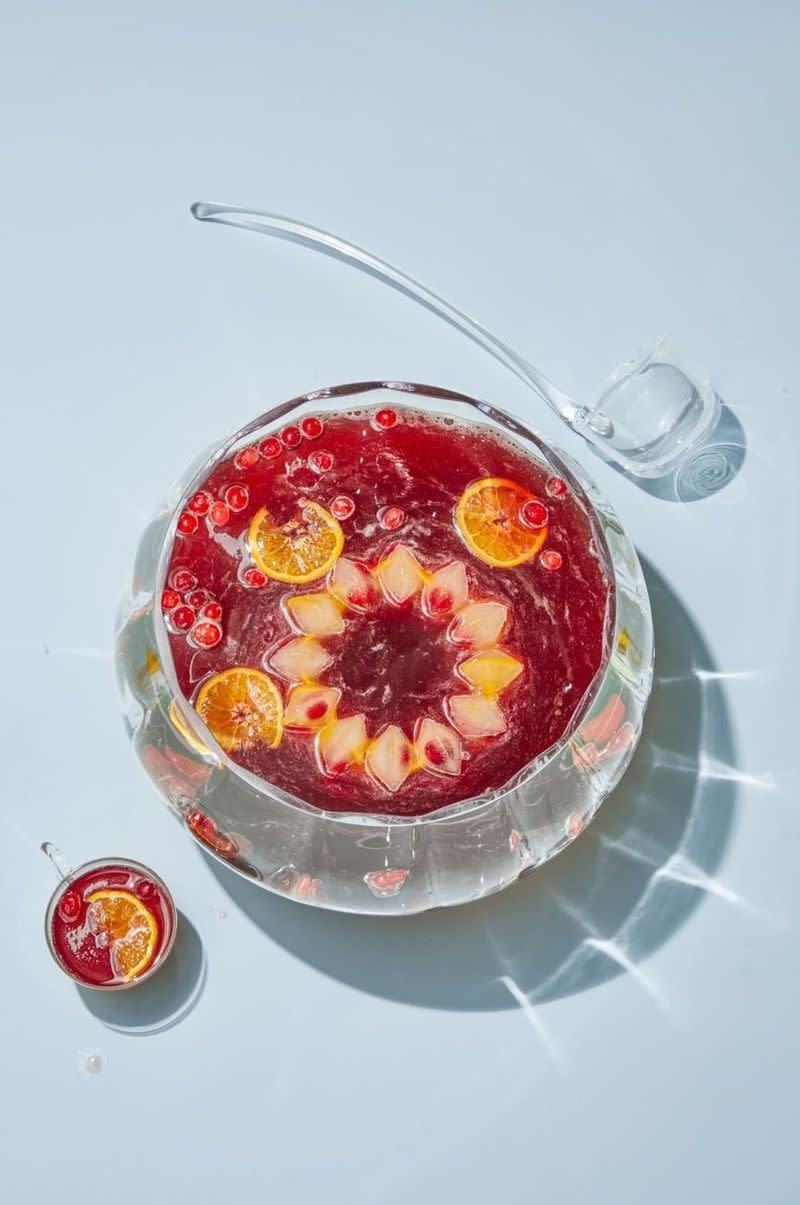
[86,889,159,981]
[455,478,548,568]
[195,667,283,753]
[248,500,344,584]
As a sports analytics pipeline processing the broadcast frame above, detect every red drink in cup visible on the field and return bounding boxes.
[46,858,176,988]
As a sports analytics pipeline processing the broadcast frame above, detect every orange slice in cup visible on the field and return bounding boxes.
[455,478,548,568]
[86,889,159,981]
[248,500,344,584]
[194,667,283,753]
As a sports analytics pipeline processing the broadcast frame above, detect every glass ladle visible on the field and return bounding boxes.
[191,201,719,480]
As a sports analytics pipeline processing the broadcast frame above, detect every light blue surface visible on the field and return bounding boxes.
[1,2,798,1201]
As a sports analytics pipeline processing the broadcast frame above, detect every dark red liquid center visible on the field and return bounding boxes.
[336,605,458,714]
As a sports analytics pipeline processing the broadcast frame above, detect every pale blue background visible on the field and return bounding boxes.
[1,2,798,1202]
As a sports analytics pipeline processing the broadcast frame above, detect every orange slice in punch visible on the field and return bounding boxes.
[86,889,159,981]
[195,667,283,753]
[248,500,344,584]
[455,478,548,568]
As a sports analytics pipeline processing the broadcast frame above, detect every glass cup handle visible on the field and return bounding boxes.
[41,842,75,883]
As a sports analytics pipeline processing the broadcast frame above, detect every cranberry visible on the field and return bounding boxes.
[309,450,334,474]
[259,436,282,459]
[300,416,324,439]
[379,505,405,531]
[520,499,549,529]
[281,425,302,448]
[185,588,209,609]
[373,408,398,429]
[57,890,81,923]
[170,568,197,592]
[234,445,260,470]
[347,588,375,609]
[545,476,568,499]
[426,587,451,614]
[201,600,223,621]
[225,484,249,512]
[192,621,222,648]
[188,811,238,856]
[330,495,355,520]
[171,604,196,631]
[241,567,267,588]
[306,700,328,721]
[188,491,212,515]
[540,550,563,572]
[161,588,181,611]
[177,510,198,535]
[424,741,445,766]
[209,500,230,526]
[134,878,158,901]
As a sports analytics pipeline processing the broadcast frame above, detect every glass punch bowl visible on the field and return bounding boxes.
[116,382,653,914]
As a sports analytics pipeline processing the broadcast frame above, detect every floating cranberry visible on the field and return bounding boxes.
[171,604,196,631]
[241,567,267,588]
[177,510,198,535]
[365,869,408,896]
[192,621,222,648]
[281,425,302,448]
[161,588,181,611]
[187,811,239,857]
[520,499,549,529]
[379,505,405,531]
[234,445,260,470]
[185,588,209,610]
[306,700,328,721]
[209,500,230,526]
[201,600,223,621]
[347,587,375,609]
[57,890,82,922]
[545,476,568,499]
[424,741,445,766]
[566,813,585,839]
[170,568,197,592]
[259,436,282,459]
[134,878,158,901]
[188,491,212,515]
[225,484,249,512]
[540,550,563,572]
[330,495,355,520]
[373,408,398,430]
[301,416,324,439]
[426,587,452,614]
[309,450,334,474]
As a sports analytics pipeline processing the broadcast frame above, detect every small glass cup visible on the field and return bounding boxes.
[576,337,721,478]
[44,851,177,991]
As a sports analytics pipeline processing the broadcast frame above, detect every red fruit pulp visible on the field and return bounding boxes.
[48,862,174,987]
[163,406,611,816]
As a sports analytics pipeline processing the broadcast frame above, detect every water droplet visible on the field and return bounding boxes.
[78,1050,103,1077]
